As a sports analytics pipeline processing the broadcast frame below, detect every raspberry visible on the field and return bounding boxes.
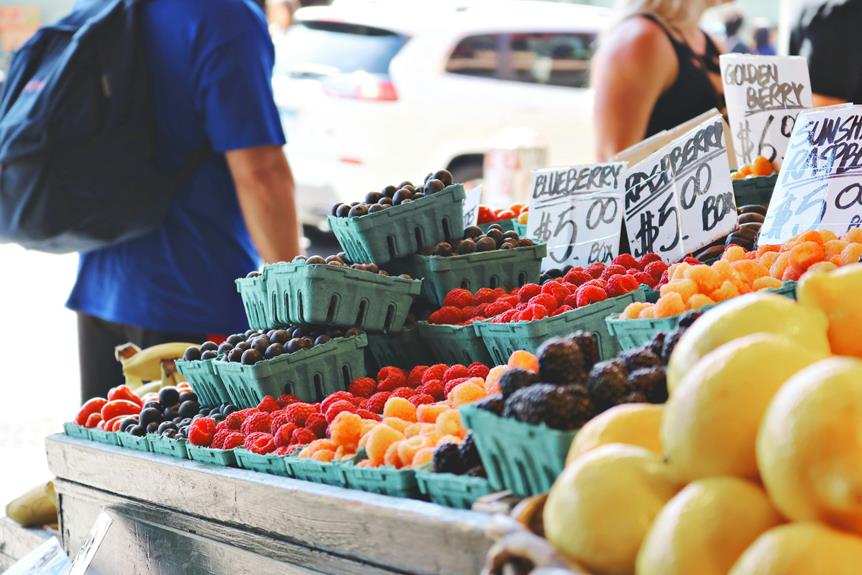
[627,268,641,276]
[472,287,496,304]
[391,387,415,399]
[564,293,579,308]
[419,380,446,400]
[443,377,470,396]
[224,409,252,431]
[357,399,368,409]
[479,301,510,319]
[305,413,327,438]
[274,423,297,448]
[421,364,448,384]
[659,269,670,286]
[612,253,639,270]
[428,306,463,325]
[583,279,608,290]
[634,271,657,288]
[495,309,518,323]
[443,288,476,308]
[270,412,290,434]
[407,365,428,388]
[528,293,559,313]
[461,305,480,320]
[409,393,435,406]
[541,281,571,305]
[366,392,392,413]
[644,261,669,281]
[244,432,276,455]
[377,366,408,392]
[468,362,490,380]
[240,411,273,435]
[291,427,317,446]
[211,428,231,449]
[576,284,609,307]
[600,264,627,280]
[356,408,382,421]
[585,262,605,278]
[222,432,245,450]
[277,394,300,407]
[443,364,470,382]
[348,377,377,398]
[325,400,356,424]
[274,446,292,456]
[639,253,663,269]
[606,274,641,297]
[551,305,574,316]
[518,283,541,302]
[283,402,317,426]
[216,420,229,432]
[256,395,281,413]
[564,269,592,286]
[521,304,548,322]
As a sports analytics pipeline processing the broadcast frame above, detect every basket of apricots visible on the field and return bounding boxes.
[731,155,778,207]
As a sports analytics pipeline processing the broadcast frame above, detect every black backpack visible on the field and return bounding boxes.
[0,0,204,253]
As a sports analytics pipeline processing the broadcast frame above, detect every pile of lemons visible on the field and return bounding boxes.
[543,263,862,575]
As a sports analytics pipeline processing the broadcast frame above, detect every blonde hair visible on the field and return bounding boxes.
[614,0,727,30]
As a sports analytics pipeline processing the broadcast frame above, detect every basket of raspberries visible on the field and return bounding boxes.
[327,170,466,265]
[461,330,674,497]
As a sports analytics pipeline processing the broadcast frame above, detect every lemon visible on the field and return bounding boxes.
[544,444,679,575]
[729,522,862,575]
[637,477,782,575]
[667,293,830,394]
[798,262,862,358]
[662,333,826,482]
[758,357,862,535]
[566,403,663,465]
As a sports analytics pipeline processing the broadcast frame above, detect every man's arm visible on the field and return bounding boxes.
[226,145,302,263]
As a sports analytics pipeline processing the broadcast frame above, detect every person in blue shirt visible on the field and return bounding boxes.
[67,0,301,400]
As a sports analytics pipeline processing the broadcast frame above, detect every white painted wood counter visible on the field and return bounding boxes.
[46,434,493,575]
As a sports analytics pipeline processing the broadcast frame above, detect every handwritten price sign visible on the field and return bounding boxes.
[462,185,482,228]
[721,55,812,168]
[760,105,862,245]
[527,163,625,271]
[623,115,737,262]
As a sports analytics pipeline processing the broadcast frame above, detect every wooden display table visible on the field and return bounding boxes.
[45,435,493,575]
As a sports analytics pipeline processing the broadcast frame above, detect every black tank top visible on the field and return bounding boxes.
[638,13,723,137]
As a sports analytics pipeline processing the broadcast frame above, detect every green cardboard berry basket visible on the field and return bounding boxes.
[117,432,152,453]
[215,334,368,408]
[513,222,528,237]
[187,445,237,467]
[89,428,122,446]
[365,327,426,373]
[235,274,272,330]
[415,468,495,509]
[606,281,797,351]
[416,321,492,366]
[327,184,466,265]
[460,405,577,497]
[63,422,92,441]
[409,244,547,307]
[264,262,421,332]
[286,456,350,487]
[732,173,777,207]
[479,218,517,233]
[342,457,420,499]
[148,435,190,459]
[476,288,648,365]
[176,358,231,407]
[234,448,291,477]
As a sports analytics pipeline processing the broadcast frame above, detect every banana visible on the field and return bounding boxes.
[115,342,196,381]
[133,380,164,398]
[6,482,57,528]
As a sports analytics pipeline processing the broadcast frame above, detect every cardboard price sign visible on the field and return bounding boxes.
[721,54,812,168]
[618,111,737,262]
[526,162,625,270]
[462,185,482,228]
[760,104,862,245]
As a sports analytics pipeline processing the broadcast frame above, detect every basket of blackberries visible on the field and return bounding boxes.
[235,270,272,330]
[327,170,465,265]
[406,223,546,307]
[177,342,233,407]
[264,254,421,332]
[212,326,368,408]
[461,332,668,496]
[415,434,494,509]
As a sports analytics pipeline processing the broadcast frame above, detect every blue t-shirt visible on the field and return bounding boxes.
[67,0,286,334]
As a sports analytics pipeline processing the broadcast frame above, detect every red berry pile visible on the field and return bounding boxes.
[427,254,671,325]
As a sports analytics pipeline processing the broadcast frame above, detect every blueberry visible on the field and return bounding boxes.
[159,387,180,408]
[179,391,197,404]
[129,425,145,437]
[314,335,332,346]
[265,342,285,359]
[178,400,200,419]
[139,407,162,427]
[217,342,233,355]
[241,349,262,365]
[200,341,218,352]
[182,346,201,361]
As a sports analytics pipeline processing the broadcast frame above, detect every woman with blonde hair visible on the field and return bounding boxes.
[592,0,730,160]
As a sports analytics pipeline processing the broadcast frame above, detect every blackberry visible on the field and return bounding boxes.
[621,349,662,373]
[629,368,668,404]
[569,331,600,372]
[474,393,505,416]
[677,309,705,329]
[537,338,587,386]
[465,465,487,478]
[618,391,649,405]
[587,360,630,410]
[503,383,593,430]
[661,329,683,364]
[499,368,539,399]
[649,332,667,359]
[432,442,464,474]
[459,433,481,469]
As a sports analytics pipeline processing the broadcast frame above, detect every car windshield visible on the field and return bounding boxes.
[275,21,408,77]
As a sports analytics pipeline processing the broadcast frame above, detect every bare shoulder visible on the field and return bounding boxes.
[597,16,676,67]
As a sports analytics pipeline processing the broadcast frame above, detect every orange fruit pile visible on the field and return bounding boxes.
[732,155,775,180]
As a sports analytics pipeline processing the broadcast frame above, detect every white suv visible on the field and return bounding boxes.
[273,0,610,228]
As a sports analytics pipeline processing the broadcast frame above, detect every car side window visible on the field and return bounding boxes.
[508,32,595,88]
[445,34,504,79]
